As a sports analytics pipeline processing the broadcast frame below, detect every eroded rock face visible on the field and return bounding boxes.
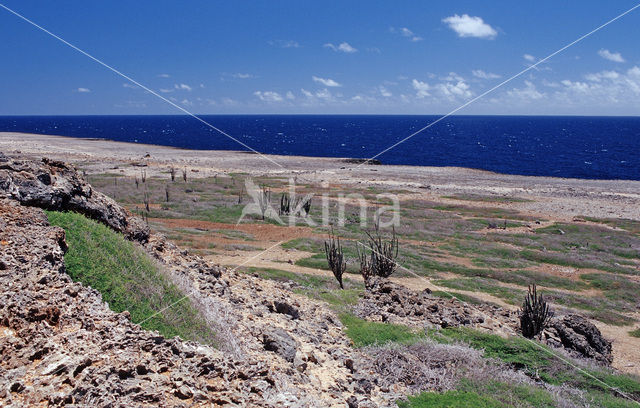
[0,199,276,407]
[354,278,519,336]
[0,157,149,242]
[545,314,613,364]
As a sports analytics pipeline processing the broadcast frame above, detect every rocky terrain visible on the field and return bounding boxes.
[0,155,626,407]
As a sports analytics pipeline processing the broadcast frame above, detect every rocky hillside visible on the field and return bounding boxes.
[0,155,630,407]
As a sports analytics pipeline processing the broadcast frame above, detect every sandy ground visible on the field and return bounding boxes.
[2,131,640,375]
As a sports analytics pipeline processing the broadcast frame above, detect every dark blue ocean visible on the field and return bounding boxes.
[1,115,639,180]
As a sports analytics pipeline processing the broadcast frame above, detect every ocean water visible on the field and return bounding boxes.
[1,115,639,180]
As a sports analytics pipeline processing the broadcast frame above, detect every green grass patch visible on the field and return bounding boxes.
[398,390,501,408]
[46,211,215,345]
[339,313,425,347]
[630,328,640,338]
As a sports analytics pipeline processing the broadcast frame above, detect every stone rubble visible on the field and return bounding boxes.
[354,277,519,336]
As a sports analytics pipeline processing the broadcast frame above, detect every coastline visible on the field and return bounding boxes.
[2,131,640,221]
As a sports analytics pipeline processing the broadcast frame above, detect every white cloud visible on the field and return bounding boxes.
[507,80,544,100]
[324,42,357,53]
[584,70,620,82]
[174,83,192,91]
[269,40,300,48]
[312,76,342,87]
[76,87,90,93]
[159,88,174,93]
[301,88,314,98]
[411,79,431,98]
[598,49,625,63]
[442,14,497,39]
[253,91,283,102]
[441,72,464,82]
[157,73,170,78]
[231,73,254,79]
[379,86,392,97]
[438,81,473,100]
[180,99,193,106]
[472,69,501,79]
[123,83,137,89]
[315,88,332,99]
[523,54,536,62]
[399,27,422,42]
[286,91,295,100]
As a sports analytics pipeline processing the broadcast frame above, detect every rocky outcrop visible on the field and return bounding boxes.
[0,156,149,242]
[354,278,519,336]
[0,158,388,406]
[544,314,613,364]
[0,199,276,406]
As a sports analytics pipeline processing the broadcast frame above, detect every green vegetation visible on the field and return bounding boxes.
[47,211,215,345]
[399,380,558,408]
[339,314,425,347]
[429,327,640,404]
[629,328,640,338]
[398,390,500,408]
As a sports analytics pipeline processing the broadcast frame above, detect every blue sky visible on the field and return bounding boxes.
[1,1,639,115]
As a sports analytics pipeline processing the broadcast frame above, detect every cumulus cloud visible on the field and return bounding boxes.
[157,73,170,78]
[437,80,473,100]
[312,76,342,87]
[324,42,357,53]
[174,83,192,91]
[572,66,640,98]
[507,80,544,100]
[442,14,497,39]
[253,91,283,102]
[523,54,536,62]
[76,87,90,93]
[159,88,174,93]
[123,83,137,89]
[472,69,501,79]
[411,79,431,98]
[598,49,625,63]
[286,91,295,100]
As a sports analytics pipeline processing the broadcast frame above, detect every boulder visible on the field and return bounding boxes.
[546,314,612,364]
[262,328,298,363]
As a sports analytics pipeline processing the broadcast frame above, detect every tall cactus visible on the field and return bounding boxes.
[520,284,553,338]
[324,229,346,289]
